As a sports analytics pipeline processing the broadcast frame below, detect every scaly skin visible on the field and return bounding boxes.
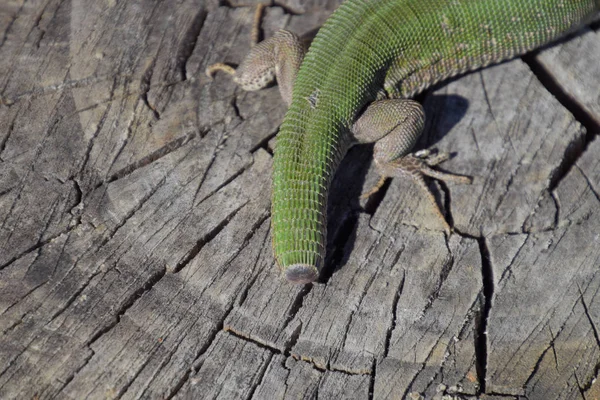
[271,0,599,283]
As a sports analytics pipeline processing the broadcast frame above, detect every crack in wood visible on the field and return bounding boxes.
[475,237,494,394]
[524,54,599,192]
[165,303,238,400]
[0,1,25,50]
[140,58,161,121]
[54,349,95,398]
[368,358,376,400]
[496,234,528,287]
[421,252,455,318]
[191,124,244,206]
[194,151,251,207]
[320,214,359,283]
[85,266,167,347]
[576,165,600,206]
[171,202,246,274]
[106,131,198,185]
[225,328,282,355]
[245,352,274,400]
[79,76,118,190]
[0,222,80,272]
[383,271,405,359]
[520,286,588,393]
[577,284,600,349]
[400,315,455,399]
[0,110,17,160]
[177,9,207,82]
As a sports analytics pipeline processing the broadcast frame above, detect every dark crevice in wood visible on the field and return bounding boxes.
[104,118,137,188]
[523,55,599,191]
[547,327,559,371]
[577,165,600,206]
[196,159,252,208]
[0,342,29,381]
[226,211,271,296]
[320,214,358,284]
[249,130,276,156]
[578,286,600,349]
[55,350,95,398]
[522,289,582,391]
[80,76,117,186]
[93,168,168,237]
[521,341,556,394]
[281,289,309,353]
[0,112,16,160]
[401,322,454,399]
[192,125,240,206]
[422,249,454,316]
[368,358,376,400]
[235,233,270,308]
[166,304,237,399]
[0,3,24,49]
[177,9,207,82]
[246,353,274,400]
[362,178,390,216]
[575,373,587,399]
[31,0,67,49]
[172,202,246,274]
[68,178,83,218]
[230,96,242,120]
[225,329,281,354]
[382,271,404,359]
[0,186,14,198]
[548,130,588,193]
[165,361,192,398]
[105,131,197,185]
[580,361,600,394]
[86,266,167,347]
[113,341,162,399]
[495,233,529,288]
[0,178,27,245]
[140,55,160,120]
[0,223,79,272]
[332,263,380,371]
[0,279,45,321]
[295,355,371,377]
[475,237,493,394]
[523,195,562,234]
[46,267,104,324]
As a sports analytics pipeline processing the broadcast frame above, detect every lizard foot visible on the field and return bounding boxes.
[371,150,472,234]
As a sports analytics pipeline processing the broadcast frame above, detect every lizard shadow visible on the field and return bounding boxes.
[320,93,469,282]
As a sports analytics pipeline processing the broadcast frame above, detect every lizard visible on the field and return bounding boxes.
[207,0,600,284]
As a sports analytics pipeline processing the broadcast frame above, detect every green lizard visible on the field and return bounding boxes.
[208,0,600,284]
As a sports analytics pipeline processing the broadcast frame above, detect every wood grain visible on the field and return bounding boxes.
[0,1,598,399]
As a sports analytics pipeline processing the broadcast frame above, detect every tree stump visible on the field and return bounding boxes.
[0,1,599,398]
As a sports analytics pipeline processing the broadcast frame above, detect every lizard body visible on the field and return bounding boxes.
[208,0,600,283]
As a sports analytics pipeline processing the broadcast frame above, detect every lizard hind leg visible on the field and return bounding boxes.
[352,99,471,233]
[205,5,304,106]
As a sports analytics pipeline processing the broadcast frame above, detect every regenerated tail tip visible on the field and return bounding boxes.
[285,264,319,284]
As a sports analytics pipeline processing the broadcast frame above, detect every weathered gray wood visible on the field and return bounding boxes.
[485,136,600,398]
[536,28,600,126]
[0,0,599,399]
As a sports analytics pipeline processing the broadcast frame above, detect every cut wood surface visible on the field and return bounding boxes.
[0,1,599,399]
